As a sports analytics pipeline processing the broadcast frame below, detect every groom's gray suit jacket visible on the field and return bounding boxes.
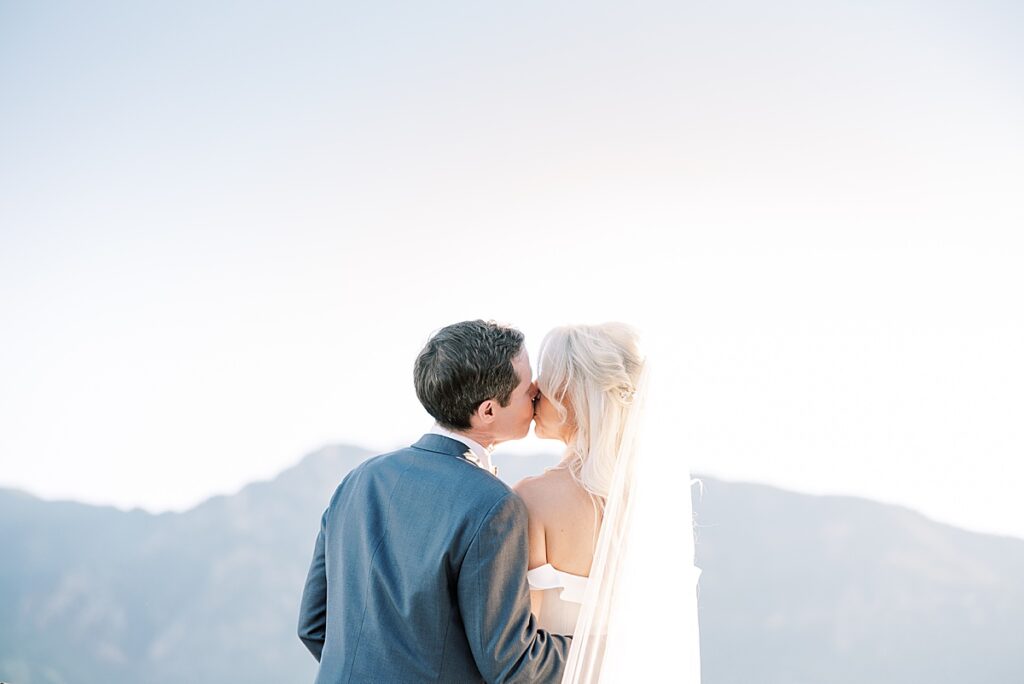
[298,433,570,683]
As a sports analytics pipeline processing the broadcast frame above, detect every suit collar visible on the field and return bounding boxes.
[412,433,472,458]
[426,424,494,471]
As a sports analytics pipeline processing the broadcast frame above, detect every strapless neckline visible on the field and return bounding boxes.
[526,563,589,604]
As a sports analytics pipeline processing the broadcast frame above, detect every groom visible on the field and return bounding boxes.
[298,320,571,683]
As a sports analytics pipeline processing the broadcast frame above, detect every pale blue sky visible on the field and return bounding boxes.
[2,1,1023,538]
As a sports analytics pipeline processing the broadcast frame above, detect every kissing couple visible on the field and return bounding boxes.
[298,319,677,683]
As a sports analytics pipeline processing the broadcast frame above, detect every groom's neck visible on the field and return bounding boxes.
[454,427,499,450]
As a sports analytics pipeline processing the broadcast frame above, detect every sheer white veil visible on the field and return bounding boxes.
[560,340,702,683]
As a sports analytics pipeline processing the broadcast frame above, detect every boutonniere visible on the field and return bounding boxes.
[464,449,498,477]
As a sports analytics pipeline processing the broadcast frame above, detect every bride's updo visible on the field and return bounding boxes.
[537,322,646,501]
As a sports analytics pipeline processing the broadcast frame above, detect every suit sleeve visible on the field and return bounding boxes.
[297,506,329,660]
[457,491,572,683]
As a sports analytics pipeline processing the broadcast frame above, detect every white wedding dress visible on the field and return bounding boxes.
[528,561,702,637]
[527,563,589,635]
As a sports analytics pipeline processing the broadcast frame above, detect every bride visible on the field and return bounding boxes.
[514,323,702,682]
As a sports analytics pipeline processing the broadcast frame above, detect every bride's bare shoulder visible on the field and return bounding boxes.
[513,469,556,503]
[513,467,580,517]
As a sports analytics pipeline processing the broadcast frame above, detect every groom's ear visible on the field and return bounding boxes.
[471,399,497,426]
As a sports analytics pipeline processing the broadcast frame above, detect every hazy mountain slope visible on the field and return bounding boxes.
[693,478,1024,683]
[2,445,1022,684]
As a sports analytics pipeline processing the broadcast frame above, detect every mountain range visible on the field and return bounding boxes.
[2,444,1022,683]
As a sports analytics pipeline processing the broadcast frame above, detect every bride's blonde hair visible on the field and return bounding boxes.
[537,322,646,502]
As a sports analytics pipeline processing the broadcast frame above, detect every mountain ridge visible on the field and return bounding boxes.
[5,442,1018,544]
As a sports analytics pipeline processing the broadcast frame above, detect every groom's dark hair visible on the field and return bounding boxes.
[414,320,525,430]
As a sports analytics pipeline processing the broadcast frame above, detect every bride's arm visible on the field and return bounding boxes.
[513,477,548,619]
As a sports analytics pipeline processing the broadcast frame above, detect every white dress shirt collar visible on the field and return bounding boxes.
[428,423,497,476]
